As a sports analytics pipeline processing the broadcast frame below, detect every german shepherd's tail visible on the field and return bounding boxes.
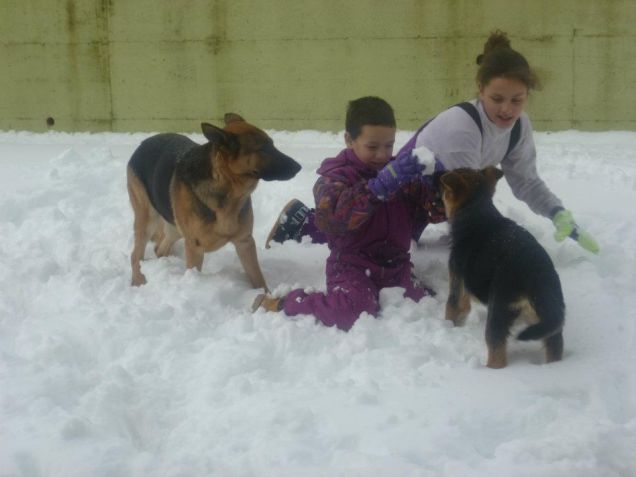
[517,274,565,342]
[517,321,563,341]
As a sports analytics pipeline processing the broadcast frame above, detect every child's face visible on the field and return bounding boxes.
[479,77,528,128]
[345,125,396,170]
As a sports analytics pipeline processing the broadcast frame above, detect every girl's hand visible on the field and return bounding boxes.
[552,209,599,254]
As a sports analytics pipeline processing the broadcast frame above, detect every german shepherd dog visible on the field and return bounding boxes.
[440,167,564,368]
[126,113,301,289]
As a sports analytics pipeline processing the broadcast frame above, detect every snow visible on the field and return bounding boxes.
[411,145,436,172]
[1,127,636,477]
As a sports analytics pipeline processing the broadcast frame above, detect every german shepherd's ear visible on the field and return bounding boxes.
[201,122,229,143]
[201,122,239,155]
[482,166,504,195]
[439,171,468,218]
[223,113,245,125]
[439,171,466,194]
[482,166,504,182]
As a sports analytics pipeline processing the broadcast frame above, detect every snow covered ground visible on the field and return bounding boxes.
[1,127,635,477]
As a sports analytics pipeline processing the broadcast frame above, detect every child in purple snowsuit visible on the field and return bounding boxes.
[253,97,437,331]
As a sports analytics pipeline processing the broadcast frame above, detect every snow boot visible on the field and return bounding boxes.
[265,199,310,248]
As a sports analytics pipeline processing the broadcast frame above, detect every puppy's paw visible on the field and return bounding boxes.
[486,346,507,369]
[445,309,468,327]
[131,274,147,287]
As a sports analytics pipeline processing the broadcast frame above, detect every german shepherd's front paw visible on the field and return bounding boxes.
[487,360,507,369]
[445,313,468,327]
[131,274,147,287]
[445,302,470,326]
[486,344,508,369]
[445,277,471,326]
[251,294,283,313]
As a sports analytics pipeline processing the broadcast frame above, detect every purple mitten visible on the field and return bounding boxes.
[368,150,422,200]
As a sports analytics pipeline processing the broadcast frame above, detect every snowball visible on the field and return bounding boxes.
[412,145,435,173]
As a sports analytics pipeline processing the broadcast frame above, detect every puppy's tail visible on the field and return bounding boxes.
[517,321,563,341]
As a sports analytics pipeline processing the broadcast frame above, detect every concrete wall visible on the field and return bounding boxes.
[1,0,635,133]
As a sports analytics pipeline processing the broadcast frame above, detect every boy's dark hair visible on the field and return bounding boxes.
[476,30,540,90]
[345,96,396,139]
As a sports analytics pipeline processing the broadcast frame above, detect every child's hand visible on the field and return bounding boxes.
[552,209,600,254]
[368,151,420,200]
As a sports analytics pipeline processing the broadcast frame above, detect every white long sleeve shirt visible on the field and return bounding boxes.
[415,99,562,218]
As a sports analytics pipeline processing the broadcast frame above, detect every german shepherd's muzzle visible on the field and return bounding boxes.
[126,113,301,289]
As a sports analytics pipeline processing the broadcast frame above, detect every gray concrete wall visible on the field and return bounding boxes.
[1,0,635,133]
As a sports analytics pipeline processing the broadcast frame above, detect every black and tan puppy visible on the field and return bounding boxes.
[126,113,301,289]
[440,167,564,369]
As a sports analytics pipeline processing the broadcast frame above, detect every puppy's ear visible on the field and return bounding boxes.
[482,166,504,182]
[482,166,504,194]
[224,113,245,125]
[439,171,465,193]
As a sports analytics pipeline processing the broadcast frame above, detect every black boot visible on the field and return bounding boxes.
[265,199,310,248]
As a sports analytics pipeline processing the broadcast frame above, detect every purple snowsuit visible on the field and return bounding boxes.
[282,148,435,331]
